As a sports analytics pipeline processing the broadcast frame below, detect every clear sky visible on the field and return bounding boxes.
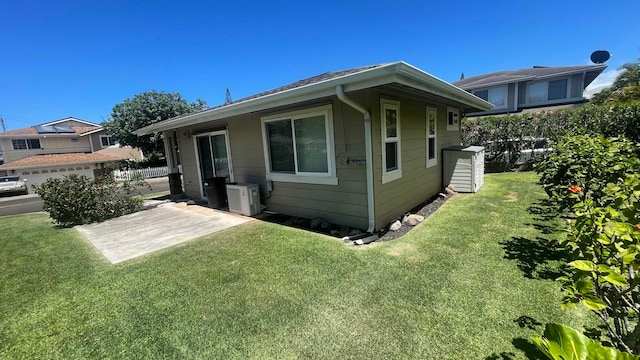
[1,0,638,130]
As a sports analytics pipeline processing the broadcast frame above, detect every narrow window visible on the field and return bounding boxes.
[381,99,401,184]
[426,107,437,168]
[447,107,460,131]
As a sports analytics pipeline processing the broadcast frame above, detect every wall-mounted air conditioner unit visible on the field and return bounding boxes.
[226,183,260,216]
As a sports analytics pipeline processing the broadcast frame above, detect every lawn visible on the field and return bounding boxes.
[0,172,596,359]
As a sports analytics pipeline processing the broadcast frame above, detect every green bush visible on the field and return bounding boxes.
[461,101,640,171]
[535,134,640,353]
[33,174,144,227]
[535,136,640,211]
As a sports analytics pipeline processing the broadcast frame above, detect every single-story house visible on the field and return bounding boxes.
[135,62,492,232]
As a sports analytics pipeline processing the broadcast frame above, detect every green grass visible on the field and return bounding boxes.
[0,172,596,359]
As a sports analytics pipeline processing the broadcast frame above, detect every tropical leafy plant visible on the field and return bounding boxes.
[533,323,639,359]
[556,174,640,353]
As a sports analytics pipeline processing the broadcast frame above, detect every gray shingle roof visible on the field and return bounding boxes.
[453,64,606,89]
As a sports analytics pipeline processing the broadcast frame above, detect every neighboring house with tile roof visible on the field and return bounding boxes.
[0,117,117,164]
[136,61,492,232]
[0,117,143,188]
[452,64,607,117]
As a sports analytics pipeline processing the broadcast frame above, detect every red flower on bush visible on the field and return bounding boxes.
[568,185,581,194]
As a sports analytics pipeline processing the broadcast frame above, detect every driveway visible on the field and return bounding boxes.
[76,202,252,264]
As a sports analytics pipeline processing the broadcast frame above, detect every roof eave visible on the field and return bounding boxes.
[135,62,492,135]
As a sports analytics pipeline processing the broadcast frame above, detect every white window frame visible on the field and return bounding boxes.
[473,86,508,109]
[261,104,337,185]
[12,138,41,150]
[100,135,115,148]
[426,106,438,168]
[446,107,460,131]
[381,99,402,184]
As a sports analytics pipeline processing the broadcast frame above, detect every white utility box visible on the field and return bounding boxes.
[226,183,261,216]
[443,146,485,193]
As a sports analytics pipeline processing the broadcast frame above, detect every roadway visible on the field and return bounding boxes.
[0,177,170,217]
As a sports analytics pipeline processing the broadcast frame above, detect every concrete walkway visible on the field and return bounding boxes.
[76,202,252,264]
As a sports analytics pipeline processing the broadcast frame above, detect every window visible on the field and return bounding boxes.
[447,107,460,131]
[474,87,507,108]
[548,79,568,100]
[12,139,41,150]
[381,99,401,184]
[528,79,568,103]
[262,104,337,185]
[100,135,116,147]
[426,107,437,168]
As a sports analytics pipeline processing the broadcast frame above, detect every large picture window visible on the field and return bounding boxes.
[381,99,401,184]
[262,105,337,185]
[426,107,437,168]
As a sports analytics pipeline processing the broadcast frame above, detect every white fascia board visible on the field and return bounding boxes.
[78,127,106,136]
[41,118,100,127]
[396,63,493,111]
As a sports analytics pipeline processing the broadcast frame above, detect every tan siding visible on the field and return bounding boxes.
[1,136,92,163]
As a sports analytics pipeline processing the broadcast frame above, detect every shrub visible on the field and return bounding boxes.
[557,173,640,354]
[34,174,143,227]
[535,136,640,211]
[461,100,640,171]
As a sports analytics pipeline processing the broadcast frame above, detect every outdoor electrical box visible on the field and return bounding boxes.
[443,146,485,193]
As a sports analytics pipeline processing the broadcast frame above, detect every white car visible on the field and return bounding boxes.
[0,176,29,196]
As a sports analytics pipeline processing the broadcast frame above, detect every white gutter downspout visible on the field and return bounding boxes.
[336,85,376,235]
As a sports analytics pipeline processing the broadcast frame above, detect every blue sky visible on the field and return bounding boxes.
[1,0,638,129]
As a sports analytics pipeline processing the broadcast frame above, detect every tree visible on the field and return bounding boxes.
[591,59,640,104]
[104,91,207,157]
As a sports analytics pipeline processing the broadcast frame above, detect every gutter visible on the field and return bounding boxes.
[335,85,376,236]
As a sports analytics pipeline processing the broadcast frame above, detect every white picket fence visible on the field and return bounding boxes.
[113,166,170,181]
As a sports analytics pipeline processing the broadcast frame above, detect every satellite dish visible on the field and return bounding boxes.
[590,50,611,64]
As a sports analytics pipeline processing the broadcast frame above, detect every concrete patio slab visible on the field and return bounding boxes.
[76,202,252,264]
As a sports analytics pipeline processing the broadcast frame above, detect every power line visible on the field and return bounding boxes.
[0,116,5,132]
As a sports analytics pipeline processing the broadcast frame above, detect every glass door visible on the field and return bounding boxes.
[195,131,233,197]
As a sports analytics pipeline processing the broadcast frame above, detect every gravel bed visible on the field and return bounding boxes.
[376,194,451,242]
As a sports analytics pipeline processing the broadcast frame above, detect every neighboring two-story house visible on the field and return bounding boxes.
[0,117,141,188]
[452,64,607,117]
